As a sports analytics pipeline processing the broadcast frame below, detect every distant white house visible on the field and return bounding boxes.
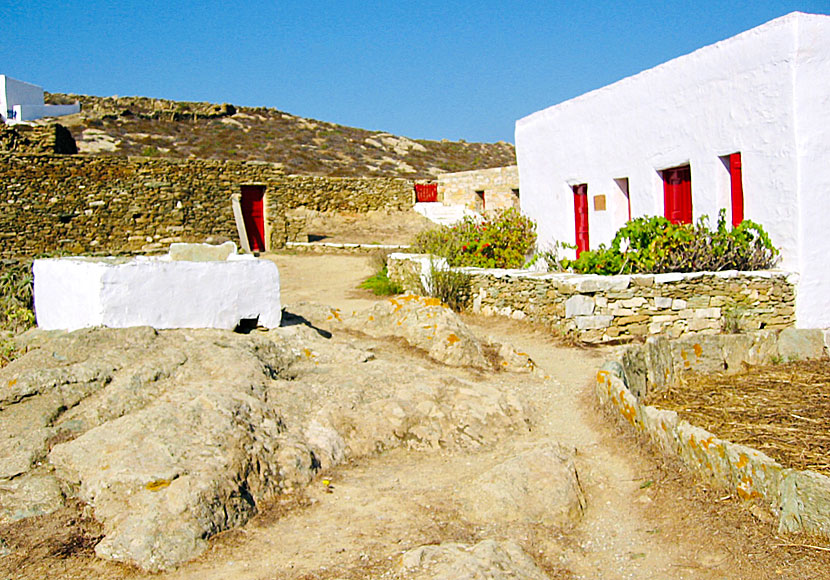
[515,12,830,329]
[1,75,80,124]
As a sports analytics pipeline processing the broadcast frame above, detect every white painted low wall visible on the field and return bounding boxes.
[10,103,80,123]
[33,254,281,331]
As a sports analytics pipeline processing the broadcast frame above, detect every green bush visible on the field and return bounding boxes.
[565,211,779,275]
[412,208,537,269]
[423,265,472,312]
[0,260,35,334]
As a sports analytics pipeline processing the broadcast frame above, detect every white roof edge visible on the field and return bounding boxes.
[516,11,828,128]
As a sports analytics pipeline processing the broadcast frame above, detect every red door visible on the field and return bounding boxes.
[572,184,589,257]
[662,165,692,224]
[729,153,743,227]
[240,185,266,252]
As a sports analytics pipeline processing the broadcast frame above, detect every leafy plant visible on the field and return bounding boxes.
[412,208,537,269]
[0,260,35,334]
[417,259,472,312]
[564,211,778,275]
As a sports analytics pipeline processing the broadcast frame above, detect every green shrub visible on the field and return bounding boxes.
[565,211,778,275]
[0,260,35,334]
[412,208,537,269]
[423,265,471,312]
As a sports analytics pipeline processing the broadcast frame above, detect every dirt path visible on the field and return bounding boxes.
[6,250,828,579]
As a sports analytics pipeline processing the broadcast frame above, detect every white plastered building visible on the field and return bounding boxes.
[515,12,830,328]
[1,75,80,124]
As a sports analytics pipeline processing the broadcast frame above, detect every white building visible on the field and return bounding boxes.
[1,75,80,124]
[515,12,830,329]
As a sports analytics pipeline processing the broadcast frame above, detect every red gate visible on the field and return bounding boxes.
[415,183,438,202]
[572,184,589,258]
[662,165,692,224]
[241,185,266,252]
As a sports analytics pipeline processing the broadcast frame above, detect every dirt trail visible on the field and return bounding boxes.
[6,252,827,579]
[133,254,774,579]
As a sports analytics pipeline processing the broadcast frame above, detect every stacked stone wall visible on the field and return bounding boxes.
[388,255,796,343]
[0,154,414,258]
[596,329,830,538]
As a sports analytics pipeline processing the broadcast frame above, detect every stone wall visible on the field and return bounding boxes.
[388,255,797,343]
[596,329,830,538]
[437,165,518,212]
[0,154,414,258]
[0,124,77,155]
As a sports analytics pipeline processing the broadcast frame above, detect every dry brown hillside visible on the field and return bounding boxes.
[45,93,516,179]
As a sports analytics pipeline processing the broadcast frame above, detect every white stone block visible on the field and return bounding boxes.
[654,296,673,309]
[671,299,688,310]
[694,307,722,319]
[571,275,631,293]
[33,255,282,331]
[565,294,595,318]
[620,297,647,308]
[575,315,613,330]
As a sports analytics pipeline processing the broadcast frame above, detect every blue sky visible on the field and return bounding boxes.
[3,1,828,143]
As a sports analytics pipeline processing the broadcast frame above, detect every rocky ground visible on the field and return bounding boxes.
[2,224,830,578]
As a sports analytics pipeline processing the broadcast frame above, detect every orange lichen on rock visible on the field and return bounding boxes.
[446,333,460,345]
[145,479,171,492]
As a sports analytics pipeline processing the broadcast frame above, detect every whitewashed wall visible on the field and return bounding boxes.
[793,16,830,328]
[1,75,44,122]
[515,12,830,328]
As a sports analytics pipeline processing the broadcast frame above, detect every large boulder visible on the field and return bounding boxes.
[458,441,585,527]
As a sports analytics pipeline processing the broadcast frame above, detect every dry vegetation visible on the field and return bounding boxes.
[646,359,830,475]
[45,93,516,179]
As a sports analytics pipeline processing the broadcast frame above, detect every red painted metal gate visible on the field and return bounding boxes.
[414,183,438,202]
[240,185,266,252]
[662,165,692,224]
[572,184,589,257]
[729,153,744,227]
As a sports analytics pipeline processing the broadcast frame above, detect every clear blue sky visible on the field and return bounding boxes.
[3,1,828,143]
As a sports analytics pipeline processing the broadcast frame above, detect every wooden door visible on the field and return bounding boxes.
[573,184,589,257]
[240,185,266,252]
[662,165,692,224]
[729,153,743,227]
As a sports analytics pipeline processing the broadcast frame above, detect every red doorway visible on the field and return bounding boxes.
[729,153,743,227]
[572,184,589,257]
[240,185,266,252]
[662,165,692,224]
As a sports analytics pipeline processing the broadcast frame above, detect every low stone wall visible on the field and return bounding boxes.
[0,154,414,258]
[596,330,830,538]
[388,255,797,343]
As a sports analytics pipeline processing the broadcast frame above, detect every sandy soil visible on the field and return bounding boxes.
[3,215,830,579]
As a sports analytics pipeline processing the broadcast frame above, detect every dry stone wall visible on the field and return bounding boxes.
[388,255,796,343]
[0,154,414,258]
[466,269,796,342]
[596,330,830,538]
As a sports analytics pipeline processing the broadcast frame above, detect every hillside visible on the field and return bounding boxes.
[45,93,516,179]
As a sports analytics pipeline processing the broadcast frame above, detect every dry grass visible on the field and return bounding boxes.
[646,359,830,474]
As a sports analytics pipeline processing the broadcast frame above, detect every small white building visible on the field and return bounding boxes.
[1,75,80,124]
[515,12,830,329]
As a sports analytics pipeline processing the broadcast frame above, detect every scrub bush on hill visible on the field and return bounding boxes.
[566,211,778,275]
[412,208,537,269]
